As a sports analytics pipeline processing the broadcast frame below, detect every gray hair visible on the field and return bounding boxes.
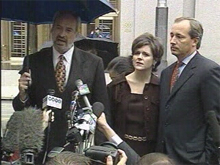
[174,17,203,49]
[52,10,81,32]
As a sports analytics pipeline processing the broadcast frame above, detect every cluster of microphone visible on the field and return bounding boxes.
[3,79,220,164]
[65,79,104,154]
[1,79,104,164]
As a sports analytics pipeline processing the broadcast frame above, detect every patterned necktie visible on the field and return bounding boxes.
[170,61,181,91]
[55,55,66,92]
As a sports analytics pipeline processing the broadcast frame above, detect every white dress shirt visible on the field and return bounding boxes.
[179,51,197,77]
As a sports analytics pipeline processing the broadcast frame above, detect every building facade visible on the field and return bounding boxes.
[117,0,220,66]
[1,0,220,69]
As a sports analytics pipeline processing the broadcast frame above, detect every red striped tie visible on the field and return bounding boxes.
[170,61,180,91]
[55,55,66,92]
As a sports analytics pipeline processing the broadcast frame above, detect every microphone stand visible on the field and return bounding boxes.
[42,113,52,165]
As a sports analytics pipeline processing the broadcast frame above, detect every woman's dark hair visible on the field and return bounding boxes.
[131,32,164,72]
[106,56,134,75]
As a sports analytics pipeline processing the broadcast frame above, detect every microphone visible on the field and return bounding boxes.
[88,102,105,134]
[42,89,62,110]
[2,107,44,164]
[92,102,104,119]
[67,102,104,154]
[42,89,62,164]
[74,102,104,135]
[70,90,80,112]
[68,90,80,128]
[75,79,92,109]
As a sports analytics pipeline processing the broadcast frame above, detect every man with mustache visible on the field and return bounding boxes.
[157,17,220,164]
[12,11,110,163]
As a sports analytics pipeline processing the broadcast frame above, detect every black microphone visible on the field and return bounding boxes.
[92,102,104,119]
[75,79,92,110]
[2,107,44,164]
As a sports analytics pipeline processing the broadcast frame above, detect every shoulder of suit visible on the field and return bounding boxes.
[28,47,52,59]
[161,62,175,72]
[195,53,219,68]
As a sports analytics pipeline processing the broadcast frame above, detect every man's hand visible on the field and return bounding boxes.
[42,110,54,130]
[18,70,31,101]
[97,112,109,132]
[106,149,127,165]
[97,113,115,140]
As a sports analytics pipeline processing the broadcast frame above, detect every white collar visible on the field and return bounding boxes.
[53,46,74,64]
[182,51,197,65]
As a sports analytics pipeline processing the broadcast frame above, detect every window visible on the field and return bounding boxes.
[99,19,113,40]
[11,22,27,57]
[109,0,117,9]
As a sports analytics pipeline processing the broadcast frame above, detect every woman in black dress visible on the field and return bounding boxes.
[107,32,163,156]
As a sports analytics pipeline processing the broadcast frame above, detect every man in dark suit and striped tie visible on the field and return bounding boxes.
[12,11,110,163]
[157,17,220,164]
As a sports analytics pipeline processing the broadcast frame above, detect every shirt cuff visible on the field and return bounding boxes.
[109,134,123,146]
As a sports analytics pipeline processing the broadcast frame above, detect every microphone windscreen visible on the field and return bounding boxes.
[205,110,220,146]
[2,107,45,154]
[2,111,22,152]
[92,102,104,118]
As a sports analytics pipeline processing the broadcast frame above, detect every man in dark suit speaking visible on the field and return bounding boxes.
[157,17,220,164]
[12,11,110,162]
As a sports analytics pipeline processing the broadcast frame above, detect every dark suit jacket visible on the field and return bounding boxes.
[157,52,220,164]
[118,141,140,165]
[12,47,110,154]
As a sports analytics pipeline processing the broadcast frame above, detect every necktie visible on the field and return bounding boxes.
[55,55,66,92]
[170,61,181,91]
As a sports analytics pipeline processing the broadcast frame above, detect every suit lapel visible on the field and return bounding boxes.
[163,63,176,99]
[65,48,87,91]
[167,55,197,103]
[40,48,57,91]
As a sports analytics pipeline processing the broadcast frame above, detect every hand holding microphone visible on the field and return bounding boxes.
[42,89,62,125]
[97,112,116,141]
[42,110,54,129]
